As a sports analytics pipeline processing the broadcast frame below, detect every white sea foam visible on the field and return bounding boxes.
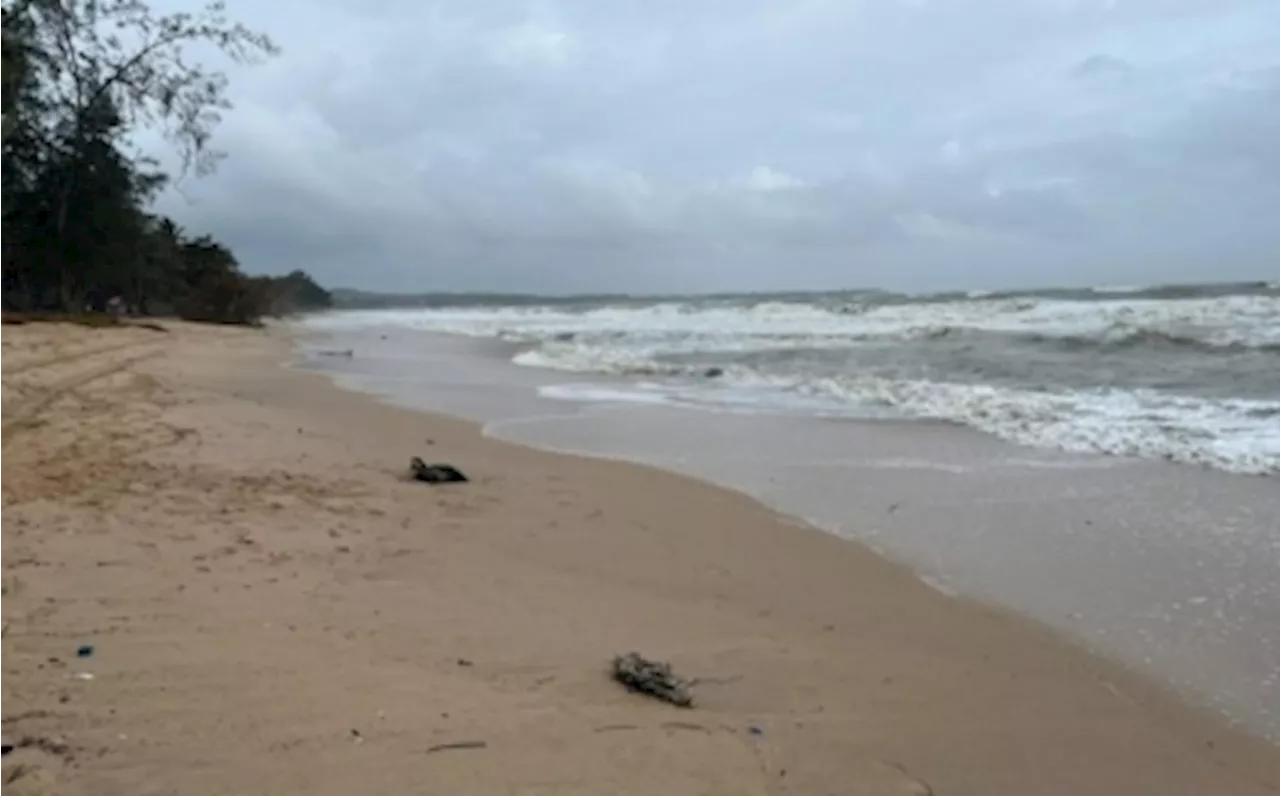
[310,293,1280,350]
[802,376,1280,475]
[532,374,1280,475]
[304,291,1280,474]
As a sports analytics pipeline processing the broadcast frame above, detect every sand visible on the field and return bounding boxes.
[2,320,1277,796]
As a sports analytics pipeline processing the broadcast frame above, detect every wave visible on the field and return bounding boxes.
[301,288,1280,475]
[1018,326,1280,354]
[514,346,687,377]
[498,339,1280,475]
[309,292,1280,352]
[797,376,1280,476]
[536,372,1280,476]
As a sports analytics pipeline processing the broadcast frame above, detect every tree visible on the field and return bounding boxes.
[4,0,278,310]
[270,269,334,314]
[2,0,329,323]
[17,0,278,174]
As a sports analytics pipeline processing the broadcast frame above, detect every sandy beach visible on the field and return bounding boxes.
[3,321,1278,796]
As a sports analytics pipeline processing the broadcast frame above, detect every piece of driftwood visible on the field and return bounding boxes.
[426,740,487,754]
[611,652,693,708]
[409,457,469,484]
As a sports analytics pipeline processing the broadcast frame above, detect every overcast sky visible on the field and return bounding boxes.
[149,0,1280,294]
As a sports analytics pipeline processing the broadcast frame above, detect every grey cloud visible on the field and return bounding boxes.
[1073,54,1136,80]
[151,0,1280,293]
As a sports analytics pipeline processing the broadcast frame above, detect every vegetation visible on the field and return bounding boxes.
[1,0,331,323]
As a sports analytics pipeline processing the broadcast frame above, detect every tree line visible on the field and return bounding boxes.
[2,0,331,323]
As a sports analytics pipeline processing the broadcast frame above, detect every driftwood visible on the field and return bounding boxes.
[426,740,487,754]
[611,652,693,708]
[409,457,469,484]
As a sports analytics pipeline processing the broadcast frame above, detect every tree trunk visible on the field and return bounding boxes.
[59,260,73,311]
[53,128,82,311]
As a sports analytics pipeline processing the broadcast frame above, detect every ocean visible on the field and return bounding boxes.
[311,281,1280,475]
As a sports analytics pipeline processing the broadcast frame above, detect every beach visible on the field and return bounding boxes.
[309,292,1280,741]
[3,320,1279,795]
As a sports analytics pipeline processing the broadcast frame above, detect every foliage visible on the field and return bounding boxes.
[1,0,330,323]
[270,270,333,315]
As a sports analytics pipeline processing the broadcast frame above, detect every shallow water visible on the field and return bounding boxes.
[300,328,1280,741]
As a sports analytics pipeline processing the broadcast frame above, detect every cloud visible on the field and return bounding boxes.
[1072,53,1137,83]
[149,0,1280,293]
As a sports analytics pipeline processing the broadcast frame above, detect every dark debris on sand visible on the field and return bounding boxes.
[409,457,469,484]
[611,652,693,708]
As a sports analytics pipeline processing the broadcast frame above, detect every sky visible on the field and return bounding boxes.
[148,0,1280,295]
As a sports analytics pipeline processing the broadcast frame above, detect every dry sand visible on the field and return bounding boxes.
[2,320,1277,795]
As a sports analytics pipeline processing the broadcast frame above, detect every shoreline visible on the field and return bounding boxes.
[3,321,1278,795]
[303,325,1280,740]
[298,326,1280,748]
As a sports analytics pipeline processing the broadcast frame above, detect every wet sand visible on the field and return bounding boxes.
[3,321,1279,795]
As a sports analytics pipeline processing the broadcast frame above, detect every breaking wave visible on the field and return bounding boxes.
[306,286,1280,475]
